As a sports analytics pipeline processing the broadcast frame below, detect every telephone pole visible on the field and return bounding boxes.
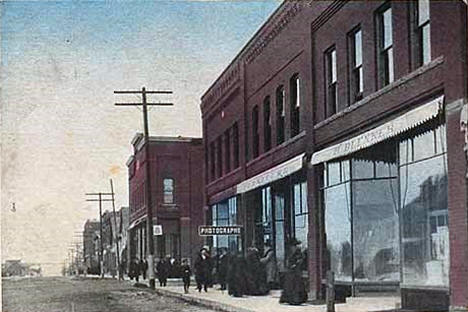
[114,87,173,290]
[85,192,113,278]
[109,179,121,280]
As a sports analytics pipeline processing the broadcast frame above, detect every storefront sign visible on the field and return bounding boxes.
[311,95,444,165]
[236,153,305,194]
[198,225,243,236]
[153,225,163,236]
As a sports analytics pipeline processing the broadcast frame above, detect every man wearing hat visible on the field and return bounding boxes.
[194,247,212,292]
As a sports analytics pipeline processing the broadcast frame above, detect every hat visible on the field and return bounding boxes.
[287,238,302,246]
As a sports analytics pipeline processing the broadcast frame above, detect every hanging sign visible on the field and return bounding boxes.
[198,225,243,236]
[153,225,163,236]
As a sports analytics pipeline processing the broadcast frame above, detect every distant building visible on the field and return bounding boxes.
[1,260,41,277]
[127,134,204,265]
[82,219,100,275]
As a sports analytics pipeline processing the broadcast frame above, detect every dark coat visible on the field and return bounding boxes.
[227,253,246,297]
[139,260,148,274]
[129,260,139,279]
[181,264,191,282]
[217,253,229,284]
[194,254,212,285]
[156,259,170,279]
[280,248,308,305]
[244,248,268,295]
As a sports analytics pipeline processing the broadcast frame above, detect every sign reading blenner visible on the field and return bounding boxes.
[198,225,243,236]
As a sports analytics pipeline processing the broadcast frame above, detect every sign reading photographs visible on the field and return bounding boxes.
[198,225,243,236]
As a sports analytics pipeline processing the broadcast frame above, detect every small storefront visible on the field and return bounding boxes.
[312,95,449,308]
[209,196,241,253]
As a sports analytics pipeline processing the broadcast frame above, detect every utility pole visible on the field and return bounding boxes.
[114,87,173,290]
[85,192,113,278]
[109,179,121,280]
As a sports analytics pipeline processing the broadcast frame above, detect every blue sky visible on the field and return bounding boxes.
[1,0,279,274]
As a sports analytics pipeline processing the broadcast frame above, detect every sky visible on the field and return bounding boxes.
[1,0,279,275]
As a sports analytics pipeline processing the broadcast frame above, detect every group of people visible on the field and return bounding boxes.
[124,239,307,305]
[128,258,148,282]
[187,238,308,305]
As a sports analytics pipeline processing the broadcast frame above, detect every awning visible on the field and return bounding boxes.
[128,215,146,231]
[311,95,444,165]
[236,153,305,194]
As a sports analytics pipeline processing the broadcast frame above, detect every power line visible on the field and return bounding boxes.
[114,86,173,290]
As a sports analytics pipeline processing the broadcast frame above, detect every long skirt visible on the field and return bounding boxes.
[279,270,307,305]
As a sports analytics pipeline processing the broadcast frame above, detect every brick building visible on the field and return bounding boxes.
[83,219,100,274]
[200,1,467,311]
[127,134,204,265]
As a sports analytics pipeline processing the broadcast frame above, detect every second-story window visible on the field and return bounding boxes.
[349,28,363,104]
[413,0,431,67]
[325,47,338,117]
[210,142,215,181]
[163,178,174,204]
[276,86,285,145]
[224,129,231,173]
[290,74,300,137]
[252,106,259,158]
[263,96,272,152]
[233,122,239,168]
[217,136,222,178]
[377,5,394,87]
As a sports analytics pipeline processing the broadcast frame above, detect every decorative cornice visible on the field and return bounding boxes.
[202,62,241,110]
[310,0,348,33]
[244,1,304,65]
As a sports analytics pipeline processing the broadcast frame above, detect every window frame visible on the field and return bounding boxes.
[325,46,338,117]
[290,74,301,137]
[263,96,272,152]
[411,0,431,68]
[276,86,286,145]
[224,129,231,173]
[233,122,240,169]
[376,4,394,88]
[163,178,175,204]
[252,105,260,158]
[348,26,363,104]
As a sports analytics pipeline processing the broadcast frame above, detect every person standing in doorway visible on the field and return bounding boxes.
[260,239,277,290]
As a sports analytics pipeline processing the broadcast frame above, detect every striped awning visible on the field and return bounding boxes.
[311,95,444,165]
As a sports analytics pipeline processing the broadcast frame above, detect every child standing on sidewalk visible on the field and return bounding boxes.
[181,259,192,294]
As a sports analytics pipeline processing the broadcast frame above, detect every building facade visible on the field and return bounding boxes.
[83,219,100,275]
[127,134,204,265]
[200,1,467,311]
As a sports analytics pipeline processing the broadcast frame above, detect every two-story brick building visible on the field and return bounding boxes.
[200,1,467,311]
[127,134,204,265]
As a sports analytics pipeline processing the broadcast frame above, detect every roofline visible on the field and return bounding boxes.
[200,1,286,101]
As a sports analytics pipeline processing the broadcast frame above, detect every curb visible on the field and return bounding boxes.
[153,287,254,312]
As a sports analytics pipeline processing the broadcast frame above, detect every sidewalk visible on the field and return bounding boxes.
[147,281,401,312]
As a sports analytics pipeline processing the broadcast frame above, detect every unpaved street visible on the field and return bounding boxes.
[2,276,215,312]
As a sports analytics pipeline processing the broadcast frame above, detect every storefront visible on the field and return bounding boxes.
[239,154,309,284]
[209,196,241,253]
[312,96,449,305]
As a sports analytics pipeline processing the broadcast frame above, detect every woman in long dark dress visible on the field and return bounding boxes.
[279,238,308,305]
[227,252,246,297]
